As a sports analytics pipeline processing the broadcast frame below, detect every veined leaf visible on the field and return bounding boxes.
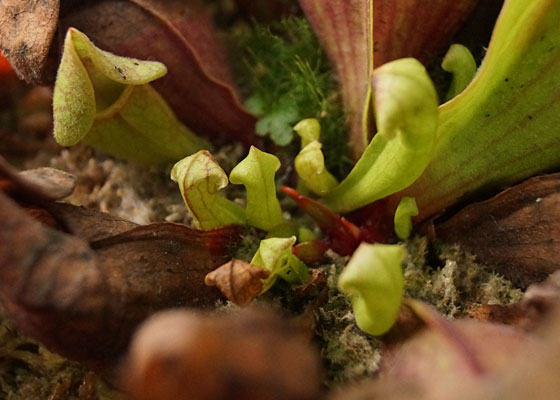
[251,236,310,293]
[171,151,247,230]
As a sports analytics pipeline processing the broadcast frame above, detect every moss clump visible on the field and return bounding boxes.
[232,17,349,178]
[403,236,522,317]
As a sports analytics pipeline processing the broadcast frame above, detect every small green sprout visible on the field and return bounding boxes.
[394,197,419,240]
[53,28,207,164]
[171,151,246,230]
[441,44,477,102]
[338,243,405,336]
[294,118,339,196]
[295,141,339,196]
[251,236,310,293]
[322,58,439,213]
[294,118,321,147]
[230,146,284,231]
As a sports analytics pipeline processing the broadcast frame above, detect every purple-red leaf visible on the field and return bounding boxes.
[300,0,373,160]
[373,0,480,67]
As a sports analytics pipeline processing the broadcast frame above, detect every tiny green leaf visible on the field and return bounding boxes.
[323,58,439,213]
[394,197,418,240]
[53,28,207,164]
[255,103,299,146]
[251,236,310,293]
[441,44,477,102]
[230,146,284,231]
[294,118,321,148]
[338,243,405,336]
[171,151,247,230]
[295,141,339,196]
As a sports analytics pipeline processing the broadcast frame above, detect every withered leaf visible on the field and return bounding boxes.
[0,190,243,367]
[0,0,60,83]
[122,308,322,400]
[45,202,138,242]
[205,259,270,307]
[437,173,560,288]
[59,0,257,146]
[0,155,76,201]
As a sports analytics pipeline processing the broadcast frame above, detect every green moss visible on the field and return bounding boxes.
[403,237,522,317]
[232,17,350,177]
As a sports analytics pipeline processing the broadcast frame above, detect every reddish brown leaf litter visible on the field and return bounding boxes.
[0,160,244,368]
[0,155,76,201]
[122,308,323,400]
[205,259,270,307]
[437,173,560,288]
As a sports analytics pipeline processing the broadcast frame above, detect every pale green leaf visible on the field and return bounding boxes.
[402,0,560,221]
[53,28,206,165]
[171,151,246,230]
[323,58,439,213]
[251,236,310,293]
[229,146,284,231]
[338,243,405,336]
[441,44,477,102]
[394,197,418,240]
[53,30,96,146]
[294,118,321,148]
[295,140,338,196]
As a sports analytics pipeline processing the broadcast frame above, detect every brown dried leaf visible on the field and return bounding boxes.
[0,190,242,367]
[437,173,560,288]
[205,259,270,307]
[45,202,138,242]
[122,308,322,400]
[0,155,76,201]
[0,0,60,83]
